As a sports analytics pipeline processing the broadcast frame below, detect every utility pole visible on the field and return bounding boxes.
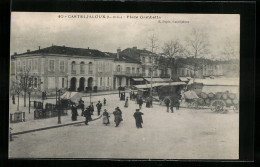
[58,89,61,124]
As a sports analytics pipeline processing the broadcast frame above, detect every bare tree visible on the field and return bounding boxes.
[186,28,211,78]
[17,66,31,107]
[222,38,238,60]
[162,39,185,79]
[186,28,210,58]
[147,33,159,53]
[11,79,23,111]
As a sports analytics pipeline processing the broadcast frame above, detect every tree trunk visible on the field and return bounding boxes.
[24,91,26,107]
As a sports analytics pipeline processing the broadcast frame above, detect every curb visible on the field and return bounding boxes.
[12,115,102,136]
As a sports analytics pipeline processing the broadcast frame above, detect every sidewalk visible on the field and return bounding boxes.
[10,112,101,135]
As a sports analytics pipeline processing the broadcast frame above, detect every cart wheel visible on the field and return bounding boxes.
[190,100,199,109]
[210,100,226,113]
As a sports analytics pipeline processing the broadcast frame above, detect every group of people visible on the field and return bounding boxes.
[71,96,144,129]
[164,98,180,113]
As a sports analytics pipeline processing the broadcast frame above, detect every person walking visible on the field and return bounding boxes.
[113,107,122,127]
[165,99,170,112]
[133,109,144,128]
[124,97,129,108]
[96,101,102,116]
[102,109,110,125]
[170,101,174,113]
[138,97,143,109]
[90,102,94,115]
[12,94,15,104]
[84,106,92,125]
[71,104,78,121]
[103,98,107,106]
[79,99,85,116]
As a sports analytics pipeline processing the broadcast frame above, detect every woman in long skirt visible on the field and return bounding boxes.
[102,109,110,125]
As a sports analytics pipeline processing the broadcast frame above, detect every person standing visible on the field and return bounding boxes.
[71,104,78,121]
[176,99,180,110]
[124,97,129,108]
[133,109,144,128]
[96,101,102,116]
[84,106,92,125]
[113,107,122,127]
[138,97,143,109]
[170,101,174,113]
[102,109,110,125]
[165,99,170,112]
[103,98,107,106]
[79,99,85,116]
[90,102,94,115]
[12,94,15,104]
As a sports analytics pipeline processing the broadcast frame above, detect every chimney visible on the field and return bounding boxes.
[133,46,137,50]
[27,49,30,53]
[38,46,41,50]
[117,48,121,59]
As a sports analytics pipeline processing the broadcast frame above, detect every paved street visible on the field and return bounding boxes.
[9,93,239,159]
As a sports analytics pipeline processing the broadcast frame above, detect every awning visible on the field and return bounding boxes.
[144,77,165,83]
[179,77,189,82]
[134,82,186,89]
[132,78,144,81]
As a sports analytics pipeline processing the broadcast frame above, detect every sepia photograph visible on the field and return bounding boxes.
[9,12,240,159]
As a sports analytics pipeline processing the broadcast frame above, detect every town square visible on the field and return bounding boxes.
[9,13,240,159]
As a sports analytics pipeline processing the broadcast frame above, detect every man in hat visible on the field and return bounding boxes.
[113,107,122,127]
[90,102,94,115]
[96,100,102,116]
[103,98,107,106]
[133,109,144,128]
[84,106,92,125]
[71,104,78,121]
[138,97,143,109]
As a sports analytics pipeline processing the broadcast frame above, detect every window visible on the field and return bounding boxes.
[17,61,21,72]
[132,67,135,74]
[28,77,32,87]
[62,78,65,88]
[182,69,185,76]
[117,65,121,72]
[98,62,102,72]
[100,77,102,86]
[80,62,85,74]
[60,60,65,72]
[142,67,145,74]
[149,57,152,63]
[89,62,93,74]
[71,61,76,74]
[33,59,38,71]
[23,61,26,72]
[126,67,130,74]
[137,68,140,74]
[49,60,55,72]
[154,70,158,76]
[107,77,109,86]
[149,68,152,76]
[142,57,145,63]
[29,59,33,71]
[34,78,38,88]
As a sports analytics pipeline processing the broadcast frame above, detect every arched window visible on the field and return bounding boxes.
[80,62,85,74]
[142,57,145,63]
[71,61,76,74]
[88,62,93,74]
[117,65,121,72]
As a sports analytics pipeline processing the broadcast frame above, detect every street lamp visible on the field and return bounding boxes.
[56,87,61,124]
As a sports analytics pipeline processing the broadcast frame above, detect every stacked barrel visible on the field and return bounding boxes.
[198,91,238,107]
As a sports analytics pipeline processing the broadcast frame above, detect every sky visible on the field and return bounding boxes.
[10,12,240,60]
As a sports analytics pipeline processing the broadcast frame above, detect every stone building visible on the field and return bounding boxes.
[10,45,114,92]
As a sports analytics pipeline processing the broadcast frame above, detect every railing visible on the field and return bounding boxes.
[71,71,76,75]
[80,71,85,75]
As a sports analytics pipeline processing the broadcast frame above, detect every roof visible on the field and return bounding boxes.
[110,52,141,64]
[179,77,189,82]
[121,47,158,60]
[132,78,144,81]
[12,45,111,59]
